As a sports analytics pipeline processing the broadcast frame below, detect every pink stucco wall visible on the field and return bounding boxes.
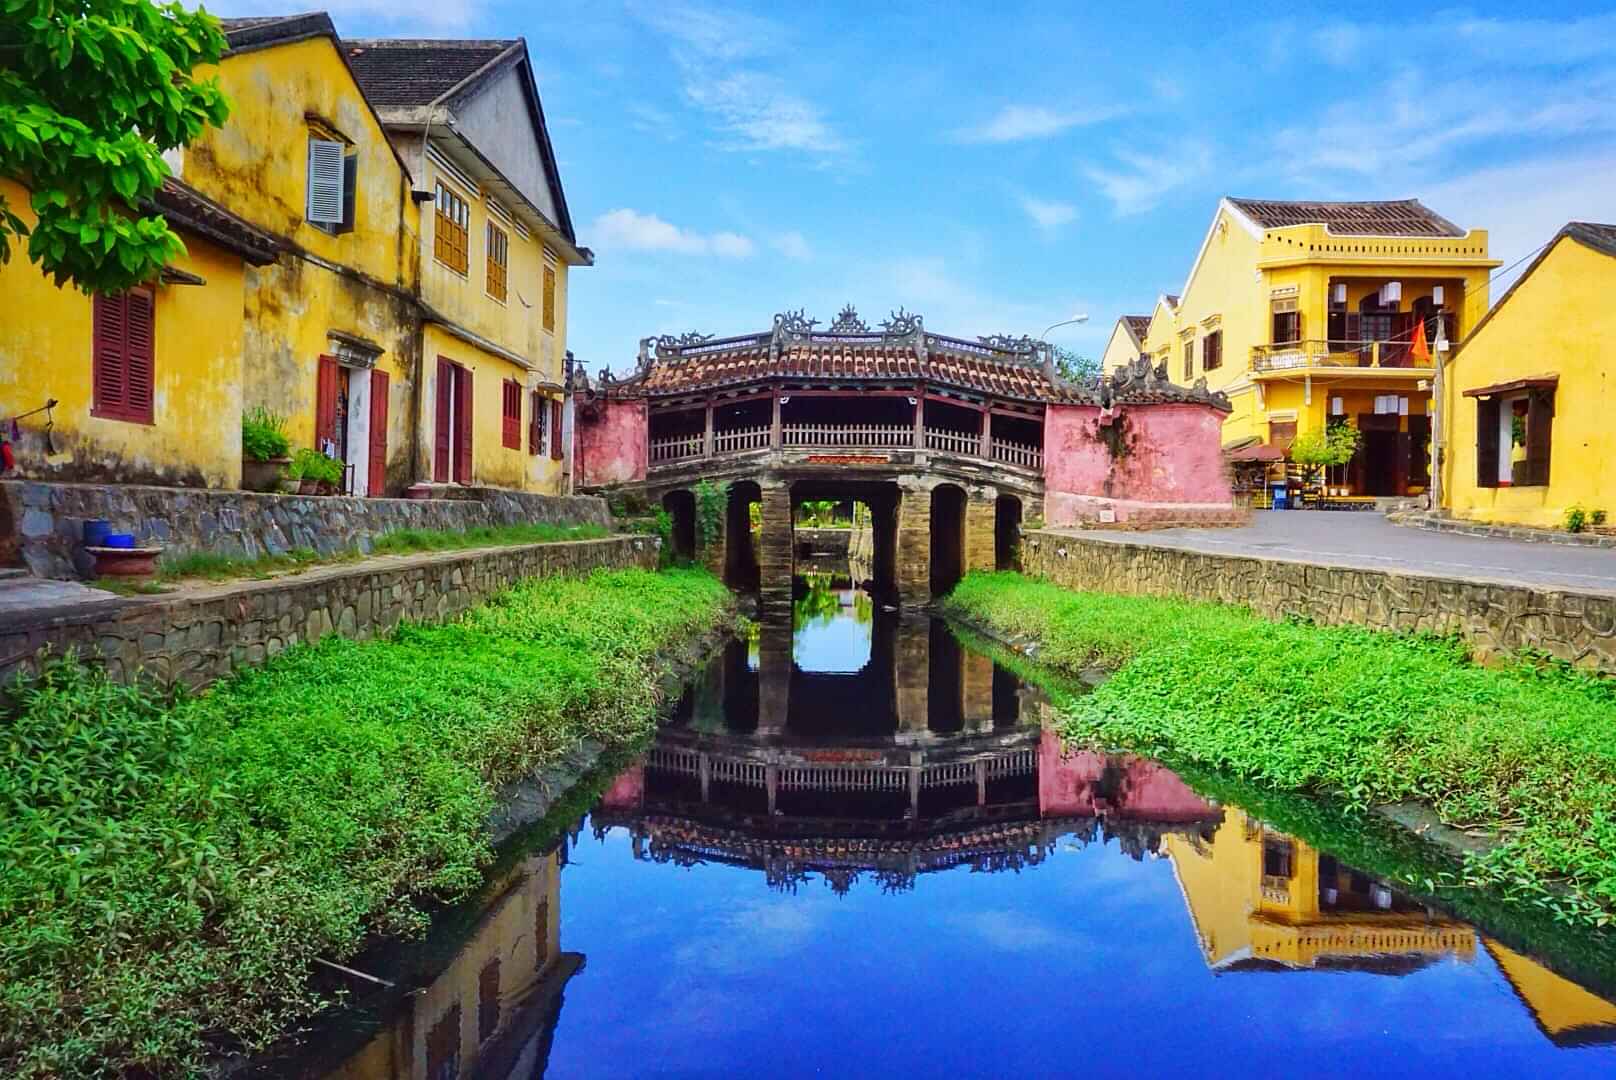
[1042,402,1235,526]
[1038,730,1214,822]
[598,762,645,811]
[575,397,648,489]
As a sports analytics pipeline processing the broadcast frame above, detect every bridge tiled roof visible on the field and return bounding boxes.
[598,306,1231,410]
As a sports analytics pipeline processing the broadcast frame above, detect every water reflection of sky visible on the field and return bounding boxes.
[792,577,873,674]
[548,825,1614,1079]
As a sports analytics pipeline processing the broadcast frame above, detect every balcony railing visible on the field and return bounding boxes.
[713,425,770,454]
[648,422,1044,472]
[1250,339,1439,372]
[649,433,705,463]
[783,422,913,448]
[991,438,1042,471]
[923,427,978,455]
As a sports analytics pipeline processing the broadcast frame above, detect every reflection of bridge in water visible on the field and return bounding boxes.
[595,581,1226,893]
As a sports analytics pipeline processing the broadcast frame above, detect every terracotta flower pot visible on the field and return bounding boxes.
[299,479,318,495]
[242,456,290,492]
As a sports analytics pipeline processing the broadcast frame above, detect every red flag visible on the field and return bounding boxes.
[1410,317,1431,364]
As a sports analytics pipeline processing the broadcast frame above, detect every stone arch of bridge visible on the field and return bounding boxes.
[928,482,967,597]
[995,493,1023,570]
[662,489,697,562]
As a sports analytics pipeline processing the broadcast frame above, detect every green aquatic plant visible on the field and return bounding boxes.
[944,571,1616,930]
[0,568,732,1076]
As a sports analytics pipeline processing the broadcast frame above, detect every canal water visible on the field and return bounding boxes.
[270,564,1616,1078]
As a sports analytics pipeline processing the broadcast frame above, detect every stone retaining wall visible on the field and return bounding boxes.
[1,535,658,689]
[794,527,852,556]
[3,479,612,580]
[1391,510,1616,549]
[1019,529,1616,673]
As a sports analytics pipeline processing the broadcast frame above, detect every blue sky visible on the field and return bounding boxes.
[218,1,1616,372]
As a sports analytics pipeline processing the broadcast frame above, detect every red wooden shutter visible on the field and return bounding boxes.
[455,366,474,485]
[315,355,340,451]
[368,369,389,496]
[92,293,128,419]
[529,390,542,455]
[1525,390,1554,487]
[550,399,563,460]
[1475,398,1501,489]
[501,379,520,449]
[124,289,155,423]
[434,358,453,482]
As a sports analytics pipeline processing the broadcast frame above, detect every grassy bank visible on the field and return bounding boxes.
[127,521,615,590]
[943,571,1616,929]
[0,567,731,1077]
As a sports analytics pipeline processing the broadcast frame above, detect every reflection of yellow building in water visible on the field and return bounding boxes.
[325,850,579,1080]
[1163,810,1474,973]
[1486,940,1616,1048]
[1164,809,1616,1048]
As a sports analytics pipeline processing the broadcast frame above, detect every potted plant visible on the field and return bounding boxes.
[241,407,292,492]
[291,448,328,495]
[1287,423,1361,505]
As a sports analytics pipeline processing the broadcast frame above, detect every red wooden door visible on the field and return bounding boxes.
[315,355,340,452]
[368,369,389,496]
[454,366,474,485]
[434,357,453,482]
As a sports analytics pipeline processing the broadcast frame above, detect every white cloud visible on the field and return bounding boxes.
[591,209,755,258]
[770,231,812,259]
[682,71,844,153]
[1019,196,1077,232]
[633,3,846,155]
[1312,22,1364,67]
[957,104,1124,144]
[1423,151,1616,298]
[1084,143,1212,216]
[945,909,1077,953]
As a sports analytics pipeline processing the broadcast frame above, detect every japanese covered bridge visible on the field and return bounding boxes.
[573,306,1237,608]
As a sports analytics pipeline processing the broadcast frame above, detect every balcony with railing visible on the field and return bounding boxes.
[1253,311,1456,374]
[646,413,1045,474]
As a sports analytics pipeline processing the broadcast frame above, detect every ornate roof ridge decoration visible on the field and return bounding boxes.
[654,330,715,359]
[879,306,923,338]
[827,303,869,333]
[1096,354,1233,412]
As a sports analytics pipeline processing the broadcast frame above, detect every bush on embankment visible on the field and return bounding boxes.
[0,567,732,1077]
[944,571,1616,929]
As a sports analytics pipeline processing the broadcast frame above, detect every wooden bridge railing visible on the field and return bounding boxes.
[648,422,1044,471]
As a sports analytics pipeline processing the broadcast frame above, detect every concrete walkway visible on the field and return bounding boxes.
[1054,512,1616,595]
[0,570,128,626]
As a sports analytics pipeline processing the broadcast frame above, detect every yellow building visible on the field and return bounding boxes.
[1441,223,1616,528]
[0,177,279,488]
[1485,938,1616,1047]
[348,36,592,494]
[1099,314,1150,374]
[324,850,582,1079]
[1140,198,1499,499]
[1163,811,1475,973]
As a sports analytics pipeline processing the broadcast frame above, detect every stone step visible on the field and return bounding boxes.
[0,567,28,582]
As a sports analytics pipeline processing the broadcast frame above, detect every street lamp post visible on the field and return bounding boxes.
[1038,313,1089,341]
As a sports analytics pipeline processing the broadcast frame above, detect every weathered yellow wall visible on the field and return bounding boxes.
[0,179,245,488]
[180,36,422,494]
[1099,320,1142,374]
[421,325,564,492]
[1444,236,1616,527]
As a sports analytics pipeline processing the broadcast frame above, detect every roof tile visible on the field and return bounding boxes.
[1228,197,1465,237]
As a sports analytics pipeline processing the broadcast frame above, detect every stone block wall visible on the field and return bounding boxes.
[2,536,658,689]
[964,494,995,574]
[3,479,612,580]
[1019,530,1616,674]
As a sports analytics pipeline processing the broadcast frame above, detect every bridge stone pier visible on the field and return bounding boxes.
[573,305,1240,610]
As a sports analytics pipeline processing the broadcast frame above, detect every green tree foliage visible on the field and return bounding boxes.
[1054,345,1100,382]
[0,0,230,292]
[1287,423,1361,485]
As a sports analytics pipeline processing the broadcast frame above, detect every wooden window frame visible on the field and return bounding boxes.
[529,389,545,455]
[91,289,156,425]
[434,181,471,275]
[485,221,508,303]
[1203,329,1223,372]
[1181,337,1195,382]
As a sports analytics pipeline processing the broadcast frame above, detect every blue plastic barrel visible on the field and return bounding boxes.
[83,519,113,546]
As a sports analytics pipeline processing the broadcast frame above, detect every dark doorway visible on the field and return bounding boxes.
[994,495,1022,570]
[725,481,761,589]
[929,484,966,596]
[1354,415,1403,496]
[662,489,697,561]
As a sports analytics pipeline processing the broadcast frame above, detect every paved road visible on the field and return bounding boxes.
[1059,512,1616,595]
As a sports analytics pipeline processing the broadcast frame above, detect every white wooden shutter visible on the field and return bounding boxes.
[306,138,345,224]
